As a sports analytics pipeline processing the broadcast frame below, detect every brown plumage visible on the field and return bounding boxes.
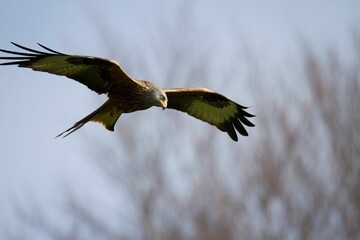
[0,42,254,141]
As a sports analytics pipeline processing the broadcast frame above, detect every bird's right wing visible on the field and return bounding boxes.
[164,88,255,141]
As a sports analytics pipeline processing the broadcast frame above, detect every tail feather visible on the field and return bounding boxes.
[55,122,86,138]
[56,100,122,138]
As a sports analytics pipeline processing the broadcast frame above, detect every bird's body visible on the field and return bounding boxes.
[107,80,166,113]
[0,43,254,141]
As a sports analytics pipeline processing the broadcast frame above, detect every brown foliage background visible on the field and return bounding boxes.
[6,11,360,240]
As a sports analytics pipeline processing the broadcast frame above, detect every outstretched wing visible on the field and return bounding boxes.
[0,42,136,94]
[164,88,255,141]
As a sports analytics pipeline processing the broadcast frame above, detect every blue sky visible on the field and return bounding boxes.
[0,0,359,236]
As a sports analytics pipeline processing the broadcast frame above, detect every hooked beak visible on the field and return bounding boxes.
[161,100,167,110]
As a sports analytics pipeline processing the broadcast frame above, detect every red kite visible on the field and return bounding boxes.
[0,43,254,141]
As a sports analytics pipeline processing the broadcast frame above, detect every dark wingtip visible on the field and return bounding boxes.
[228,131,239,141]
[37,43,65,55]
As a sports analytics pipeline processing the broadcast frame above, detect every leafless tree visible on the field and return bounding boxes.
[7,8,360,240]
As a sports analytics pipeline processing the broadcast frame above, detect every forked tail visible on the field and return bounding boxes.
[56,100,122,138]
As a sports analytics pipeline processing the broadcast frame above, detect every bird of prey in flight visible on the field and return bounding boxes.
[0,43,254,141]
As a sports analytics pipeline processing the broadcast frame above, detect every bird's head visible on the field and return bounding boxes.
[143,81,168,109]
[158,91,168,110]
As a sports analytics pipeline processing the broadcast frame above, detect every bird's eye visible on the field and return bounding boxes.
[160,95,165,101]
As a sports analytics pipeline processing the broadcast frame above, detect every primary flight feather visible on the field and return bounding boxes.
[0,43,254,141]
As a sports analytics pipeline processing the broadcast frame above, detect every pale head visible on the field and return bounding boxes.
[142,81,168,109]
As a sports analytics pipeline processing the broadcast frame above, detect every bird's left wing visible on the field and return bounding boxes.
[0,42,137,94]
[164,88,255,141]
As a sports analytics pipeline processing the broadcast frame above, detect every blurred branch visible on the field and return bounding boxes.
[7,4,360,240]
